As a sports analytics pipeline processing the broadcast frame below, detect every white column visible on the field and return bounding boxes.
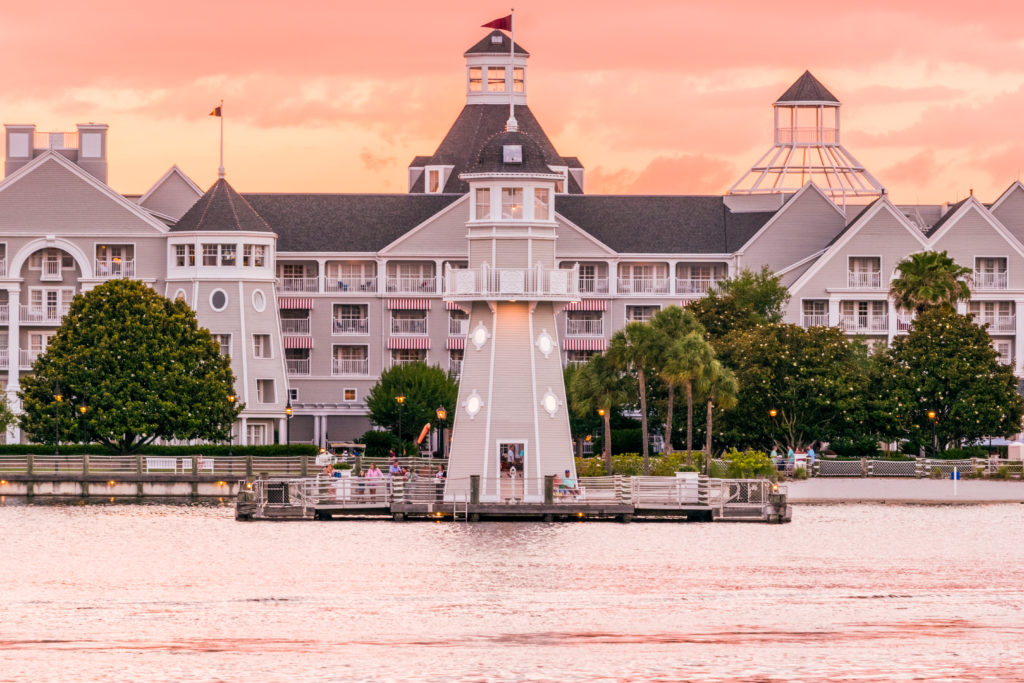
[5,286,20,443]
[317,258,327,292]
[312,413,321,447]
[240,417,248,445]
[278,418,286,445]
[828,297,840,328]
[435,259,444,294]
[887,298,897,345]
[1014,300,1024,375]
[607,260,618,296]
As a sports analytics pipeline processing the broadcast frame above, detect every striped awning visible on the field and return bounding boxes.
[388,298,430,310]
[447,336,466,350]
[446,300,469,312]
[681,299,697,307]
[563,337,607,351]
[387,337,430,350]
[283,336,313,349]
[564,299,607,311]
[278,298,313,309]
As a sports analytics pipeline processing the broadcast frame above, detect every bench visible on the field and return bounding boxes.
[181,458,215,472]
[145,457,178,472]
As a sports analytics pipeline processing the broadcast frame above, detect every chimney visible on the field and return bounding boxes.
[4,124,35,177]
[76,123,108,184]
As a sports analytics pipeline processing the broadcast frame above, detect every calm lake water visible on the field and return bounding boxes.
[2,502,1023,682]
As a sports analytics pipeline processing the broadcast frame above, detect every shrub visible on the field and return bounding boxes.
[611,429,643,455]
[358,430,399,458]
[828,437,881,458]
[790,466,808,480]
[722,448,777,480]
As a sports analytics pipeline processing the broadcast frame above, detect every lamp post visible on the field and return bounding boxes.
[435,405,448,459]
[228,394,236,456]
[54,387,63,457]
[769,408,778,448]
[927,410,938,456]
[284,400,293,454]
[395,393,406,455]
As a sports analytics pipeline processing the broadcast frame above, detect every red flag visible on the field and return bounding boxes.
[209,106,222,117]
[482,15,512,31]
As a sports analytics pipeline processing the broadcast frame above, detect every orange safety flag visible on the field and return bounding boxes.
[416,423,432,445]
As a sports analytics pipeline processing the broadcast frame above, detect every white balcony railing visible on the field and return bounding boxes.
[21,304,70,324]
[566,319,604,336]
[896,315,915,332]
[0,347,7,368]
[449,359,463,378]
[801,314,829,328]
[445,264,579,300]
[449,318,469,335]
[839,315,889,333]
[577,277,610,294]
[0,304,7,322]
[333,318,369,335]
[675,278,719,294]
[391,318,427,335]
[325,277,377,293]
[392,357,426,367]
[777,127,837,145]
[20,349,42,368]
[0,259,6,277]
[95,259,135,279]
[277,277,320,293]
[847,271,881,288]
[975,315,1016,333]
[286,358,310,376]
[616,277,671,295]
[41,260,62,282]
[34,131,77,150]
[280,318,310,335]
[974,271,1008,290]
[386,276,437,294]
[332,358,369,376]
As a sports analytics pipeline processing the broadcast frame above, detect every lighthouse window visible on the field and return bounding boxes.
[469,67,483,91]
[487,67,506,92]
[501,188,523,219]
[475,188,491,219]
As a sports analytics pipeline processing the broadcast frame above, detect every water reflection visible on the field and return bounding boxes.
[1,504,1023,681]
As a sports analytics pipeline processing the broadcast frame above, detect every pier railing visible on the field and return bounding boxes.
[0,454,317,477]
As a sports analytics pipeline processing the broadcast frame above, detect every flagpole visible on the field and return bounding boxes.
[508,8,517,132]
[218,99,225,179]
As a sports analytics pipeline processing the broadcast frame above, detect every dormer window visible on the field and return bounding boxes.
[428,169,441,192]
[503,145,522,164]
[490,34,503,45]
[548,166,569,193]
[501,188,523,219]
[488,67,506,92]
[469,67,483,92]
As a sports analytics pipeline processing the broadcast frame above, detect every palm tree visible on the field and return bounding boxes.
[661,332,715,465]
[890,250,971,314]
[701,359,738,473]
[607,322,660,474]
[568,354,631,474]
[651,306,704,453]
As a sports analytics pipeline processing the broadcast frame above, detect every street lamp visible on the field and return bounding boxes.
[228,394,237,456]
[927,410,938,455]
[769,408,778,448]
[395,394,406,453]
[54,388,63,457]
[435,405,448,458]
[284,400,293,454]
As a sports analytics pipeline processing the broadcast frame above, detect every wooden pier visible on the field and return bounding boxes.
[235,474,791,524]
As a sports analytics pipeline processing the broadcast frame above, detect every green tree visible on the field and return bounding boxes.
[690,266,790,340]
[701,359,739,465]
[650,306,705,452]
[889,250,971,314]
[568,354,632,474]
[366,362,458,449]
[0,394,17,437]
[18,279,241,453]
[661,331,715,463]
[607,322,661,473]
[883,308,1024,450]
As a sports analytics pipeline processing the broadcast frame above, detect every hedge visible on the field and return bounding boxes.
[0,444,318,457]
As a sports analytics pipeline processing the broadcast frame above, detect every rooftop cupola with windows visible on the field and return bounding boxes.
[5,123,109,183]
[464,30,528,107]
[729,71,883,206]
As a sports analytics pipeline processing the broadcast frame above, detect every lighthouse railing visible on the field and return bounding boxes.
[445,263,579,299]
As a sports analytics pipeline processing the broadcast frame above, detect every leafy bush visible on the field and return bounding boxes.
[992,465,1011,480]
[358,430,399,458]
[575,457,609,477]
[790,466,808,480]
[722,448,777,480]
[939,446,987,460]
[828,437,881,458]
[611,429,643,455]
[573,453,702,476]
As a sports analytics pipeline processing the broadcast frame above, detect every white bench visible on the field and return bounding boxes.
[181,458,215,472]
[145,457,177,472]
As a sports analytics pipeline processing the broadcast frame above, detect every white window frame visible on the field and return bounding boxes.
[342,388,357,403]
[256,379,276,404]
[252,334,273,359]
[246,423,268,445]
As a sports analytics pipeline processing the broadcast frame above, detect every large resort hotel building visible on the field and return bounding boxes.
[3,29,1024,447]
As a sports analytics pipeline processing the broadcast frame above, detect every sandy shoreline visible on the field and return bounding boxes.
[786,478,1024,504]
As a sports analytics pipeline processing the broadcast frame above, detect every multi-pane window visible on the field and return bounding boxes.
[839,301,887,332]
[993,340,1013,366]
[469,66,483,91]
[252,334,271,358]
[848,257,881,288]
[202,244,218,266]
[333,304,368,335]
[343,388,357,402]
[968,301,1015,332]
[220,244,236,267]
[975,258,1008,289]
[246,423,268,445]
[281,264,306,278]
[566,350,598,365]
[513,67,525,92]
[211,334,231,357]
[174,244,196,267]
[333,345,369,376]
[475,188,491,219]
[802,300,828,327]
[501,188,523,219]
[256,379,276,404]
[487,66,506,92]
[243,245,267,267]
[392,349,427,365]
[625,305,660,323]
[534,188,550,220]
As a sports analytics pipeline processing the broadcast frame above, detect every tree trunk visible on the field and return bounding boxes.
[638,368,650,475]
[664,384,675,454]
[705,398,713,474]
[685,380,694,467]
[603,410,613,475]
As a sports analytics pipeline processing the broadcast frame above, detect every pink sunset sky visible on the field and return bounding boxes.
[3,1,1023,203]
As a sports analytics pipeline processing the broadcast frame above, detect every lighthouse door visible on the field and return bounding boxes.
[498,442,526,502]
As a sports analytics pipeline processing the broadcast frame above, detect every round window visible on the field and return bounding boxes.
[210,289,228,311]
[252,289,266,312]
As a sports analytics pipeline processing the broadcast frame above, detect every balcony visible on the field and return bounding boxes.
[976,315,1016,333]
[896,314,915,333]
[20,349,42,369]
[676,278,719,295]
[277,277,320,293]
[0,347,7,369]
[0,304,7,323]
[974,271,1008,290]
[325,277,377,293]
[286,358,310,376]
[777,126,837,145]
[332,358,369,376]
[801,314,829,328]
[0,259,6,277]
[40,260,62,282]
[616,277,671,295]
[386,276,437,294]
[449,318,469,335]
[449,359,463,378]
[95,259,135,279]
[577,277,609,294]
[391,318,427,335]
[847,271,881,288]
[333,318,369,335]
[392,357,426,368]
[34,131,77,150]
[839,315,888,333]
[566,319,604,336]
[445,264,579,300]
[21,304,70,324]
[281,318,310,335]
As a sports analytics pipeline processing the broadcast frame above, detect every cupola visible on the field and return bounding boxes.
[464,30,529,106]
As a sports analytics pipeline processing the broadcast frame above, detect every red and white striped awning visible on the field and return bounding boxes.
[564,299,607,311]
[563,338,607,351]
[681,299,697,307]
[388,298,430,310]
[446,300,467,311]
[283,336,313,349]
[447,336,466,350]
[387,337,430,350]
[278,297,313,309]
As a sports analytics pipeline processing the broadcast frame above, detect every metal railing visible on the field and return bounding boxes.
[446,264,579,299]
[34,131,78,150]
[391,318,427,335]
[0,259,6,277]
[286,358,310,376]
[566,318,604,336]
[577,277,609,294]
[449,318,468,335]
[325,277,377,293]
[632,475,706,506]
[280,318,310,335]
[838,314,888,332]
[332,358,369,376]
[0,304,7,322]
[0,347,7,369]
[847,271,881,288]
[801,314,828,328]
[777,127,837,145]
[449,359,463,378]
[974,271,1008,290]
[20,349,41,368]
[616,277,671,295]
[975,315,1016,333]
[94,259,135,279]
[333,318,369,335]
[21,304,71,324]
[386,276,437,293]
[277,277,319,292]
[675,278,719,294]
[41,260,62,281]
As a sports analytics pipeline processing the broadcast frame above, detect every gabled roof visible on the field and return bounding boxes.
[554,195,775,254]
[776,71,839,104]
[822,197,884,248]
[172,178,273,233]
[924,198,968,237]
[465,30,529,56]
[137,165,203,221]
[409,155,432,167]
[409,104,582,194]
[243,193,462,252]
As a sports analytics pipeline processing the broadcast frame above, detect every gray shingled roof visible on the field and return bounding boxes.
[172,178,273,233]
[242,193,461,252]
[409,104,582,194]
[776,71,839,104]
[924,198,969,237]
[468,130,556,174]
[555,195,776,253]
[464,30,529,56]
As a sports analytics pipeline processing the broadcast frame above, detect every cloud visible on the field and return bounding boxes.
[588,154,736,195]
[880,149,946,187]
[360,149,395,172]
